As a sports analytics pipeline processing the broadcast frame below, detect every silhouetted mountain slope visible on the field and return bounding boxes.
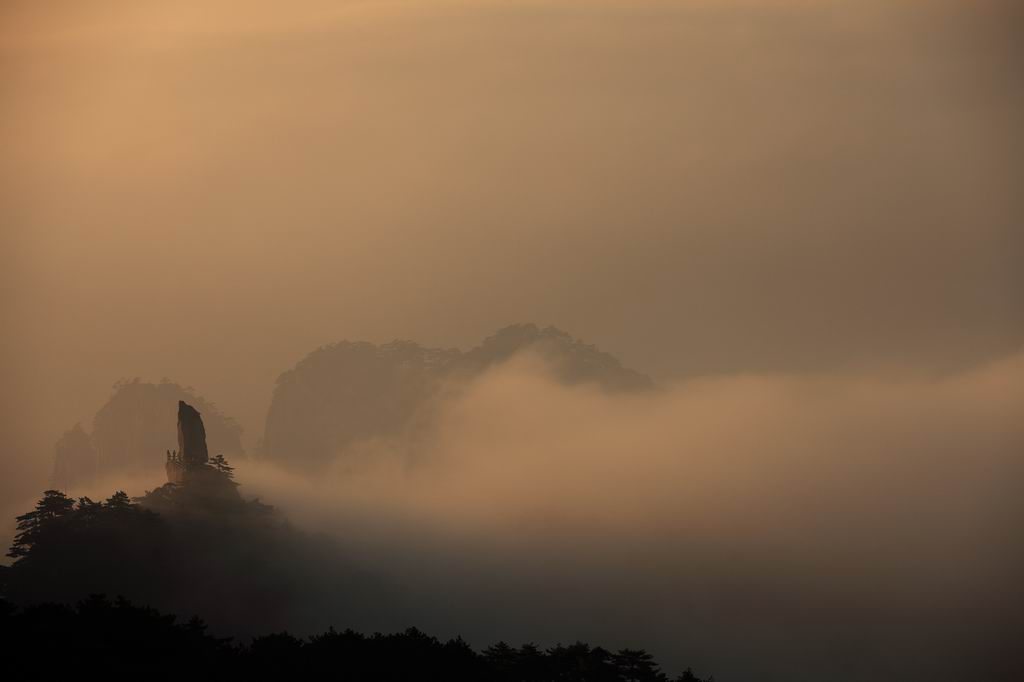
[1,484,712,682]
[457,325,652,391]
[262,340,458,474]
[3,483,386,639]
[51,424,96,493]
[262,324,651,472]
[51,379,244,490]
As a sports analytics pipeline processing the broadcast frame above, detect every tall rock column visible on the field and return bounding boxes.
[177,400,209,465]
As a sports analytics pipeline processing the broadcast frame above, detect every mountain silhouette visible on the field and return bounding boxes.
[17,403,384,640]
[51,379,244,490]
[261,324,651,472]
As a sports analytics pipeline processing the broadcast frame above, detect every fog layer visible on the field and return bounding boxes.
[236,349,1024,680]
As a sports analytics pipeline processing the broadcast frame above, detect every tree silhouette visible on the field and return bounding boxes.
[7,490,75,558]
[209,454,234,478]
[105,490,132,510]
[615,648,665,682]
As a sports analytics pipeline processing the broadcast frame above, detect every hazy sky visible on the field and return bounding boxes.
[2,0,1021,456]
[0,3,1021,674]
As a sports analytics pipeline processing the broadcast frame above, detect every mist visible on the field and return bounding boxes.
[227,348,1023,679]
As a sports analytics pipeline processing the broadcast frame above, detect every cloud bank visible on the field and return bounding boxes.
[234,349,1024,680]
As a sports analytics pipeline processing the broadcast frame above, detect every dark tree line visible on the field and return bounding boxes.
[0,597,712,682]
[7,489,145,560]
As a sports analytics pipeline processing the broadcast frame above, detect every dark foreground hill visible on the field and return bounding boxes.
[0,488,711,682]
[1,485,388,640]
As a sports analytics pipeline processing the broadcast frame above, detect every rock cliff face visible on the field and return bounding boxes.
[164,401,239,501]
[177,401,209,465]
[261,324,652,473]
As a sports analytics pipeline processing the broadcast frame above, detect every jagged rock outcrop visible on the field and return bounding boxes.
[164,401,239,501]
[51,380,244,490]
[176,401,209,465]
[261,324,652,473]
